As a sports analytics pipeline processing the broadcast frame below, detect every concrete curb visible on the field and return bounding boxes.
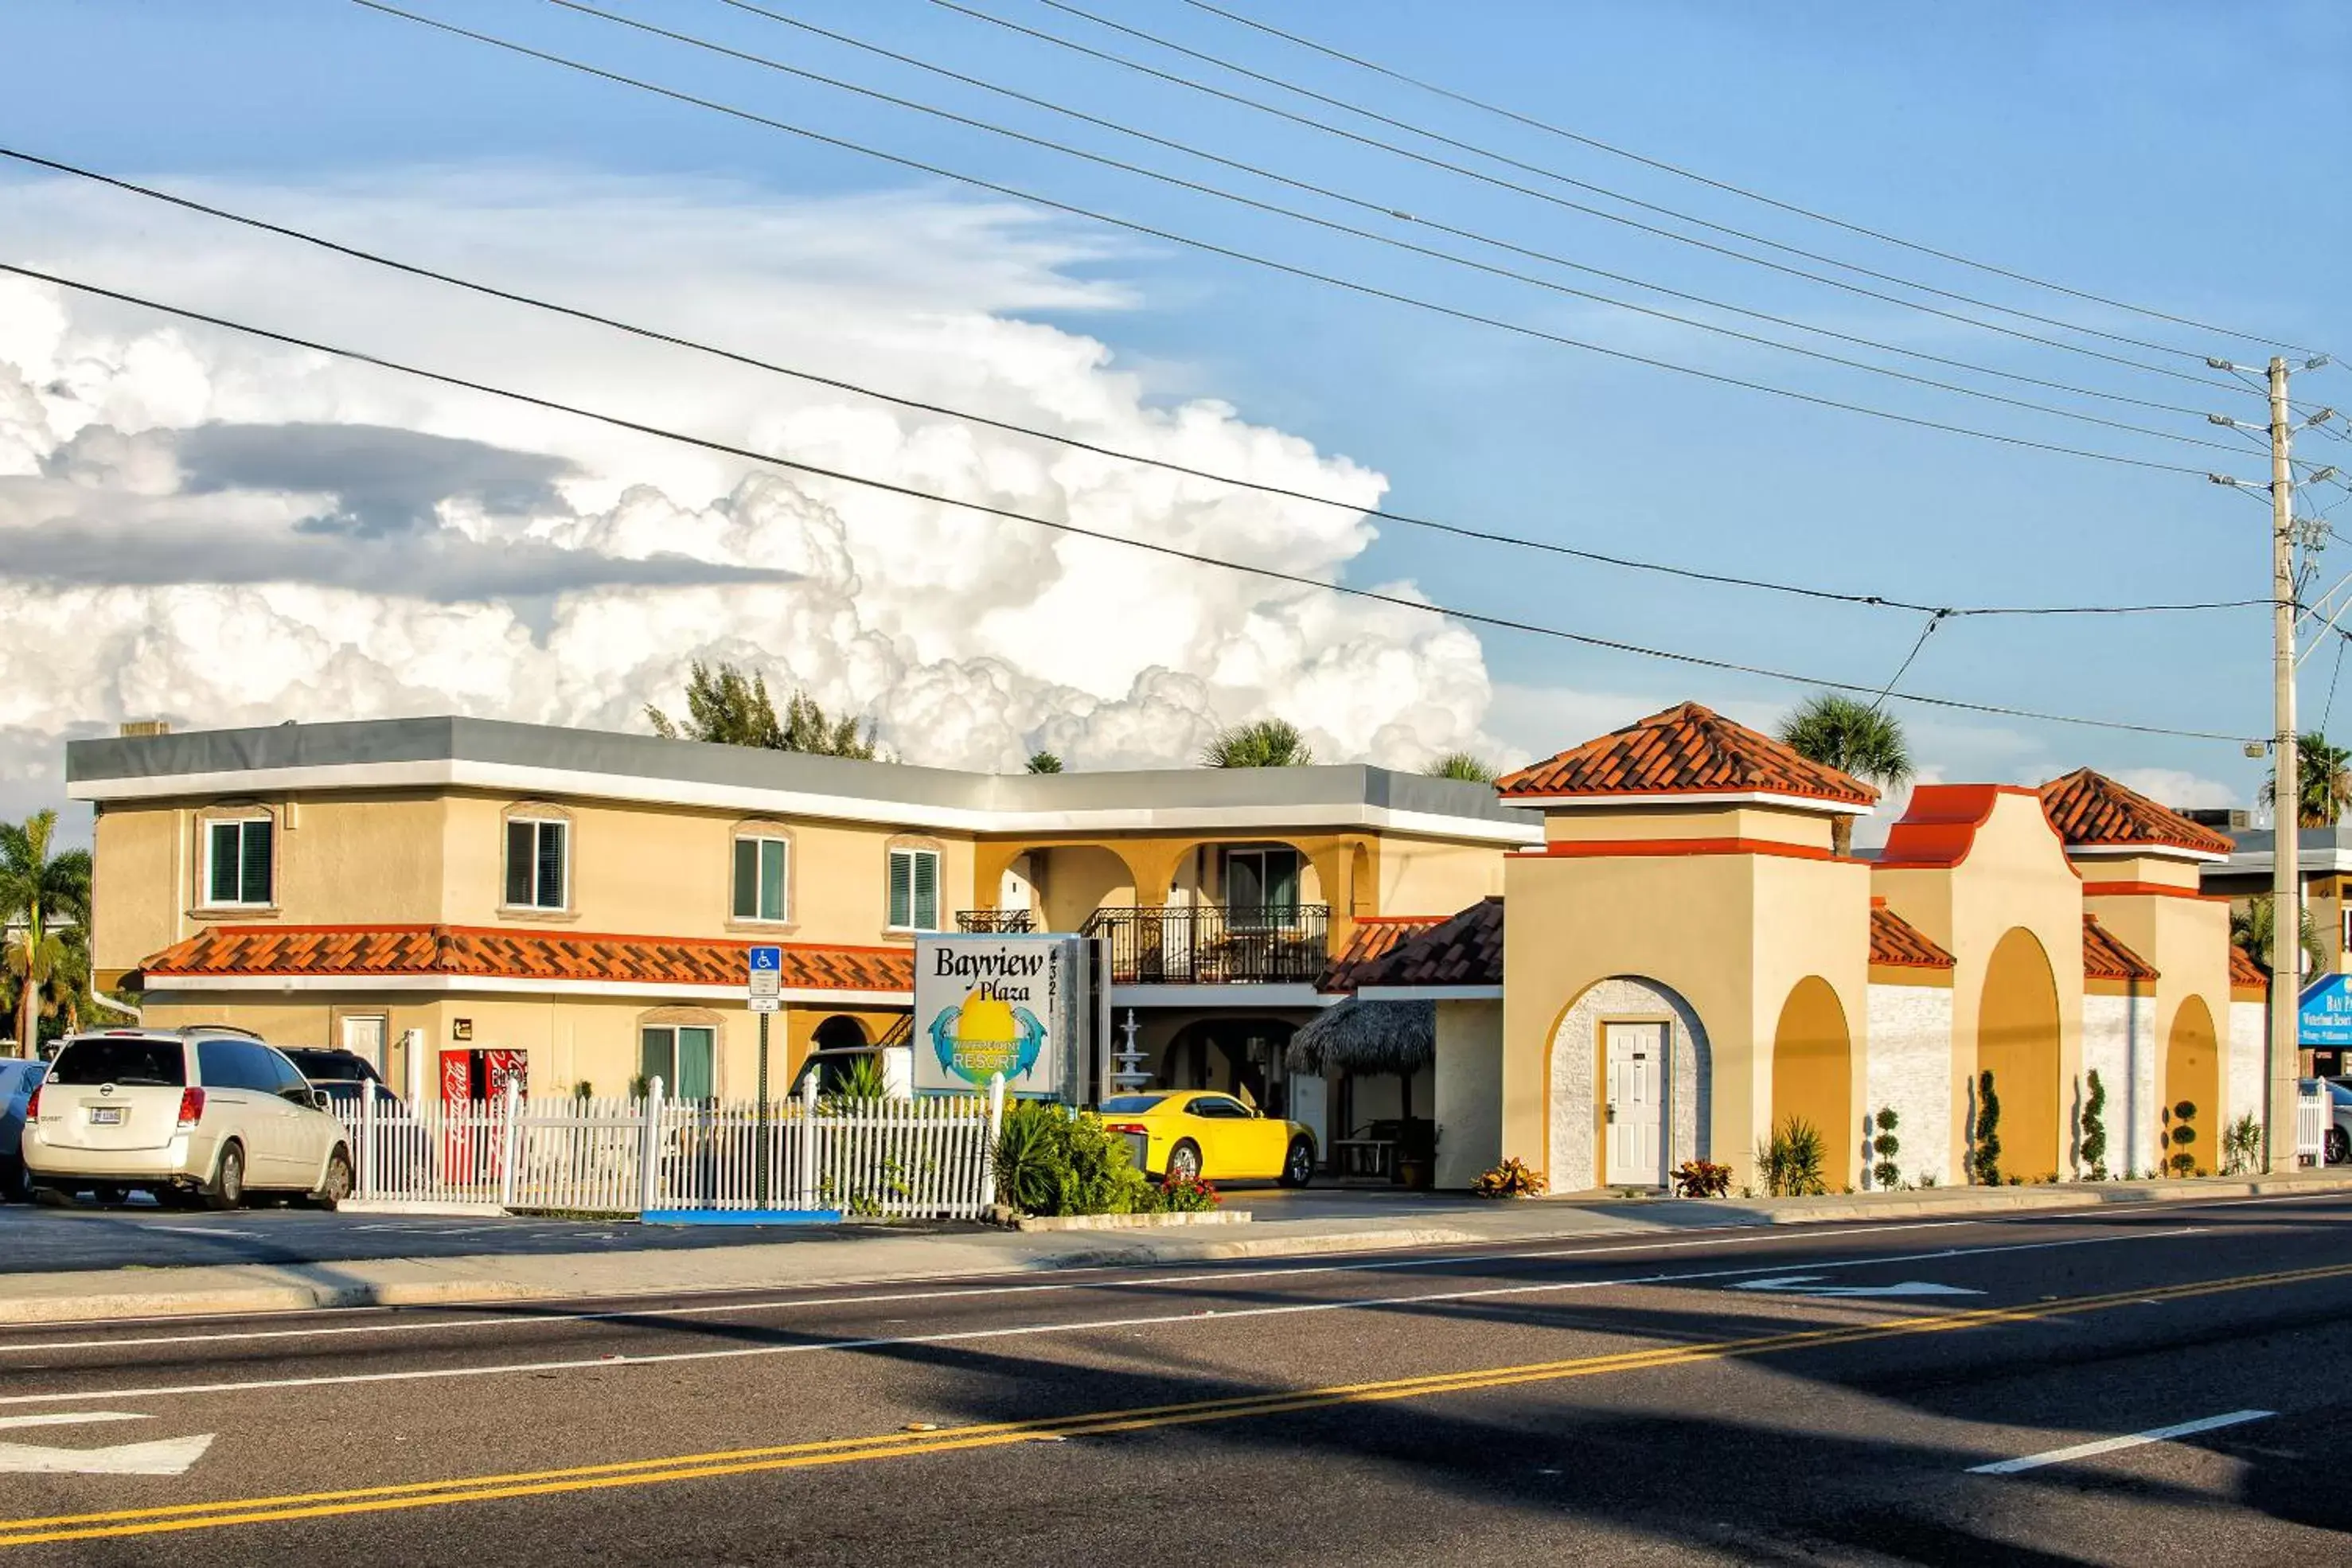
[1014,1211,1251,1232]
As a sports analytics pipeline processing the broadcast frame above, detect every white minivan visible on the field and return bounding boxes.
[25,1027,354,1210]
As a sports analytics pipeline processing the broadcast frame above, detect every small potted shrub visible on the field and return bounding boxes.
[1471,1157,1545,1198]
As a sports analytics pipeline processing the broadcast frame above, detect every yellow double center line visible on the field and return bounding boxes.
[6,1256,2350,1548]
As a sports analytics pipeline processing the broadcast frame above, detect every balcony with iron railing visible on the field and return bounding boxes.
[1085,903,1332,986]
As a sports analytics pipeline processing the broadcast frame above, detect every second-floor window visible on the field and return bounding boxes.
[505,817,568,911]
[733,835,789,923]
[888,847,941,932]
[203,816,274,907]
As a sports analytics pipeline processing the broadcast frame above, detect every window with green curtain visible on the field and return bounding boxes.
[638,1027,673,1092]
[206,817,273,906]
[732,837,788,922]
[640,1026,716,1101]
[888,848,940,930]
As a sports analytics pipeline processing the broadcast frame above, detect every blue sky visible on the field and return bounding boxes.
[5,0,2349,811]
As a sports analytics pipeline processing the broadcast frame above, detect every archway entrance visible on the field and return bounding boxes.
[1769,977,1854,1190]
[1979,928,2061,1181]
[2163,997,2221,1176]
[810,1016,870,1051]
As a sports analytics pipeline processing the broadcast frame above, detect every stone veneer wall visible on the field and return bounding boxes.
[1547,977,1710,1192]
[1864,983,1953,1188]
[2080,993,2156,1177]
[2228,997,2264,1137]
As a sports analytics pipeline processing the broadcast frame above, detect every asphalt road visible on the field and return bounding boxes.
[2,1193,2349,1564]
[0,1185,1502,1273]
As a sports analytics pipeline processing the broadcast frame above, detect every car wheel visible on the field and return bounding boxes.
[0,1157,29,1204]
[202,1141,247,1211]
[1166,1140,1203,1183]
[306,1148,354,1211]
[1278,1137,1315,1188]
[2330,1127,2350,1167]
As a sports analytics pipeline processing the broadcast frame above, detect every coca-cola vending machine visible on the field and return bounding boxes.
[439,1048,529,1184]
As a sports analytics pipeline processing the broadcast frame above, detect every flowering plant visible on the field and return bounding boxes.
[1672,1159,1733,1198]
[1471,1157,1547,1198]
[1151,1172,1222,1213]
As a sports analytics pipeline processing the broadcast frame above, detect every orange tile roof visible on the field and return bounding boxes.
[2038,768,2234,857]
[2229,944,2268,991]
[2082,915,2159,982]
[1317,916,1447,993]
[1868,900,1954,969]
[1349,898,1504,989]
[139,925,912,993]
[1497,702,1878,808]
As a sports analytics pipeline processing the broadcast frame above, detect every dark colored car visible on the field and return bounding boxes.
[278,1048,390,1112]
[0,1059,47,1202]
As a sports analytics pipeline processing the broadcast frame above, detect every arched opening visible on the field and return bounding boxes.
[810,1015,870,1052]
[2163,996,2221,1176]
[1769,977,1854,1190]
[1546,977,1712,1192]
[1979,927,2062,1181]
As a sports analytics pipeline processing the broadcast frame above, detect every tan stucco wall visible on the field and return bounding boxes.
[1379,838,1506,918]
[1501,808,1869,1192]
[2080,861,2232,1164]
[1872,790,2086,1181]
[1433,1000,1503,1190]
[1539,802,1844,848]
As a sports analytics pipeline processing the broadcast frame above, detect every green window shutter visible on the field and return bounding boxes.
[536,822,566,909]
[760,840,787,922]
[208,821,241,904]
[888,851,913,929]
[914,851,938,931]
[677,1027,716,1100]
[505,821,534,907]
[732,839,759,919]
[240,820,274,906]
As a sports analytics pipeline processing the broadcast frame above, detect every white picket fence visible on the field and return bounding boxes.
[2298,1081,2330,1166]
[339,1075,1004,1219]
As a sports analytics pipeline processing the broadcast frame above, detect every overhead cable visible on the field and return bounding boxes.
[346,2,2216,477]
[0,259,2257,743]
[1176,0,2331,361]
[0,145,2267,622]
[698,0,2233,431]
[930,0,2243,382]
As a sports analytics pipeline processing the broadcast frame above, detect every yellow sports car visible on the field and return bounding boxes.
[1098,1091,1317,1186]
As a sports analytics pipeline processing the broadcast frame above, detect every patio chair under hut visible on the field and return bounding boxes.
[1289,997,1436,1184]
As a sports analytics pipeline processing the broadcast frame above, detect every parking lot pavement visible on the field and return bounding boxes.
[0,1199,964,1274]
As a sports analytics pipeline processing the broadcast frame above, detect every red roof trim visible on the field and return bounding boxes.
[1512,837,1851,863]
[2079,880,2229,903]
[1877,784,2078,875]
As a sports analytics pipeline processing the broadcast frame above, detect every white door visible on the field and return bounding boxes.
[1605,1023,1664,1186]
[340,1015,388,1075]
[1291,1075,1329,1162]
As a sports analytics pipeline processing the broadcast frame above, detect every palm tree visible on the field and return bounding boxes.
[1777,692,1914,856]
[2258,730,2352,829]
[2232,895,2323,977]
[1426,752,1498,783]
[0,810,92,1057]
[1024,751,1064,774]
[1201,718,1314,768]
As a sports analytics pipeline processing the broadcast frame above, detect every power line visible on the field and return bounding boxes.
[0,259,2258,743]
[1176,0,2328,361]
[0,145,2268,622]
[349,2,2216,478]
[947,0,2246,381]
[700,0,2236,434]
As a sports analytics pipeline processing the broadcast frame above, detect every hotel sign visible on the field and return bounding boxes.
[912,934,1085,1099]
[2299,974,2352,1047]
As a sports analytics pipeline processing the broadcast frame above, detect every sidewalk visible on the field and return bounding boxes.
[6,1169,2349,1326]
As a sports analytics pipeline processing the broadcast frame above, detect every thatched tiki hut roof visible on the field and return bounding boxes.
[1287,998,1434,1077]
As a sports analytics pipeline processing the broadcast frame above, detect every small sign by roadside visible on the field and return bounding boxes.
[748,944,782,1013]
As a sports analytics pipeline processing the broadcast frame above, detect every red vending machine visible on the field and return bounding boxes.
[439,1049,529,1186]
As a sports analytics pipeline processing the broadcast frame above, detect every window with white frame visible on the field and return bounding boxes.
[732,833,790,923]
[887,847,941,932]
[504,815,568,911]
[202,815,275,907]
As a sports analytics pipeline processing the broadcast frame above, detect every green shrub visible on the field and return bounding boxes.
[1870,1106,1901,1190]
[1757,1117,1828,1197]
[1145,1173,1221,1213]
[2079,1071,2108,1180]
[992,1100,1151,1216]
[1472,1157,1547,1198]
[2167,1099,2199,1179]
[1972,1071,2003,1186]
[2221,1113,2263,1176]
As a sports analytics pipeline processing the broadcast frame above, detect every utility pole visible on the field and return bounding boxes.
[2268,355,2303,1172]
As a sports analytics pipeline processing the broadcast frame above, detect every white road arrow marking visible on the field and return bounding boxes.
[1730,1274,1985,1298]
[0,1411,214,1476]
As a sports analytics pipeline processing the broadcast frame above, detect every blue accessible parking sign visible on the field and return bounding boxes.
[748,945,782,1012]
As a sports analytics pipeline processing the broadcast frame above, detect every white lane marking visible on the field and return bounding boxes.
[132,1224,262,1238]
[0,1220,1991,1355]
[1730,1276,1984,1298]
[1968,1410,2274,1474]
[0,1227,2199,1407]
[0,1412,213,1476]
[0,1412,148,1431]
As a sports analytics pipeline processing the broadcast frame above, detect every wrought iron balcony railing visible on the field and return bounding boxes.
[954,909,1038,934]
[1082,903,1332,986]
